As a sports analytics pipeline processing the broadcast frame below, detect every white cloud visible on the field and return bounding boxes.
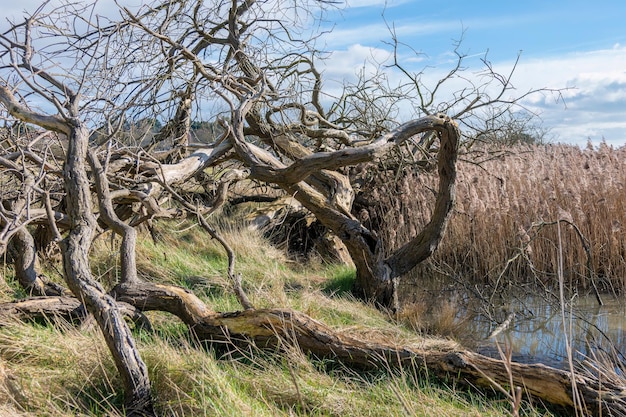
[318,43,394,101]
[325,44,392,75]
[496,47,626,145]
[320,38,626,146]
[5,1,625,147]
[323,19,462,50]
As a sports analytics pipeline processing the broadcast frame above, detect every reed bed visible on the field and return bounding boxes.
[360,141,626,296]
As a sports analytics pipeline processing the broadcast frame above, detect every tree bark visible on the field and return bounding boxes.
[11,228,46,296]
[227,114,460,309]
[111,283,626,417]
[60,123,154,416]
[88,150,139,285]
[1,73,156,414]
[0,296,84,322]
[9,228,67,297]
[0,296,150,328]
[268,115,460,309]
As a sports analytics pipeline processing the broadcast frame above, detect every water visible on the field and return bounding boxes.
[470,294,626,369]
[401,279,626,369]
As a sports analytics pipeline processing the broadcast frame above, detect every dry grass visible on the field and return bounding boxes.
[0,320,530,416]
[9,138,617,415]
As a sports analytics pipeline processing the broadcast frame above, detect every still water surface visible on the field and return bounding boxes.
[469,294,626,368]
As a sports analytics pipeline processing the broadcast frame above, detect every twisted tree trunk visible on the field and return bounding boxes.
[1,82,155,414]
[273,115,460,309]
[229,113,460,309]
[60,123,154,416]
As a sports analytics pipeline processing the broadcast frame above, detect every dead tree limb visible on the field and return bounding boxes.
[60,123,155,416]
[88,149,139,285]
[4,289,624,417]
[10,228,67,296]
[0,50,155,417]
[0,296,150,329]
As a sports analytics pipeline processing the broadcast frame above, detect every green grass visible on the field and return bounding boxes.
[322,264,356,296]
[0,221,558,416]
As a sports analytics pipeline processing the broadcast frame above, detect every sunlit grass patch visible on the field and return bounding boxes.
[0,321,124,416]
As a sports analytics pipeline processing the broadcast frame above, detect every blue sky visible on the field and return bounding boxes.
[329,1,626,60]
[4,0,626,146]
[316,0,626,146]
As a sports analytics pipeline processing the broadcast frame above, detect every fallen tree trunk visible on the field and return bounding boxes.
[110,282,626,416]
[0,283,626,416]
[0,296,84,322]
[0,296,151,329]
[4,286,622,417]
[192,309,626,416]
[2,301,618,416]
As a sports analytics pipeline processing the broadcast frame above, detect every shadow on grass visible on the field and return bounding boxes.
[322,267,356,297]
[66,368,125,417]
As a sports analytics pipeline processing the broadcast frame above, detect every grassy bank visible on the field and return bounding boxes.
[0,222,555,416]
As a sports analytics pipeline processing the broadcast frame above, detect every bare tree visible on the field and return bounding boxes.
[0,1,612,415]
[0,4,155,414]
[0,0,560,310]
[96,0,458,310]
[108,0,560,308]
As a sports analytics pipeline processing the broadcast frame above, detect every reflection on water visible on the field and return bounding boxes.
[400,278,626,369]
[400,276,626,368]
[470,294,626,369]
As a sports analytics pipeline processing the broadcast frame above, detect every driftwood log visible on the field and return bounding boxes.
[1,284,624,417]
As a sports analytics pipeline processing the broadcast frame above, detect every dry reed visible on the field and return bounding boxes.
[358,141,626,296]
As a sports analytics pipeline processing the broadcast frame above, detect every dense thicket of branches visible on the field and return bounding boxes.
[0,1,569,414]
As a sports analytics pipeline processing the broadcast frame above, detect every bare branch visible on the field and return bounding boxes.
[0,85,70,135]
